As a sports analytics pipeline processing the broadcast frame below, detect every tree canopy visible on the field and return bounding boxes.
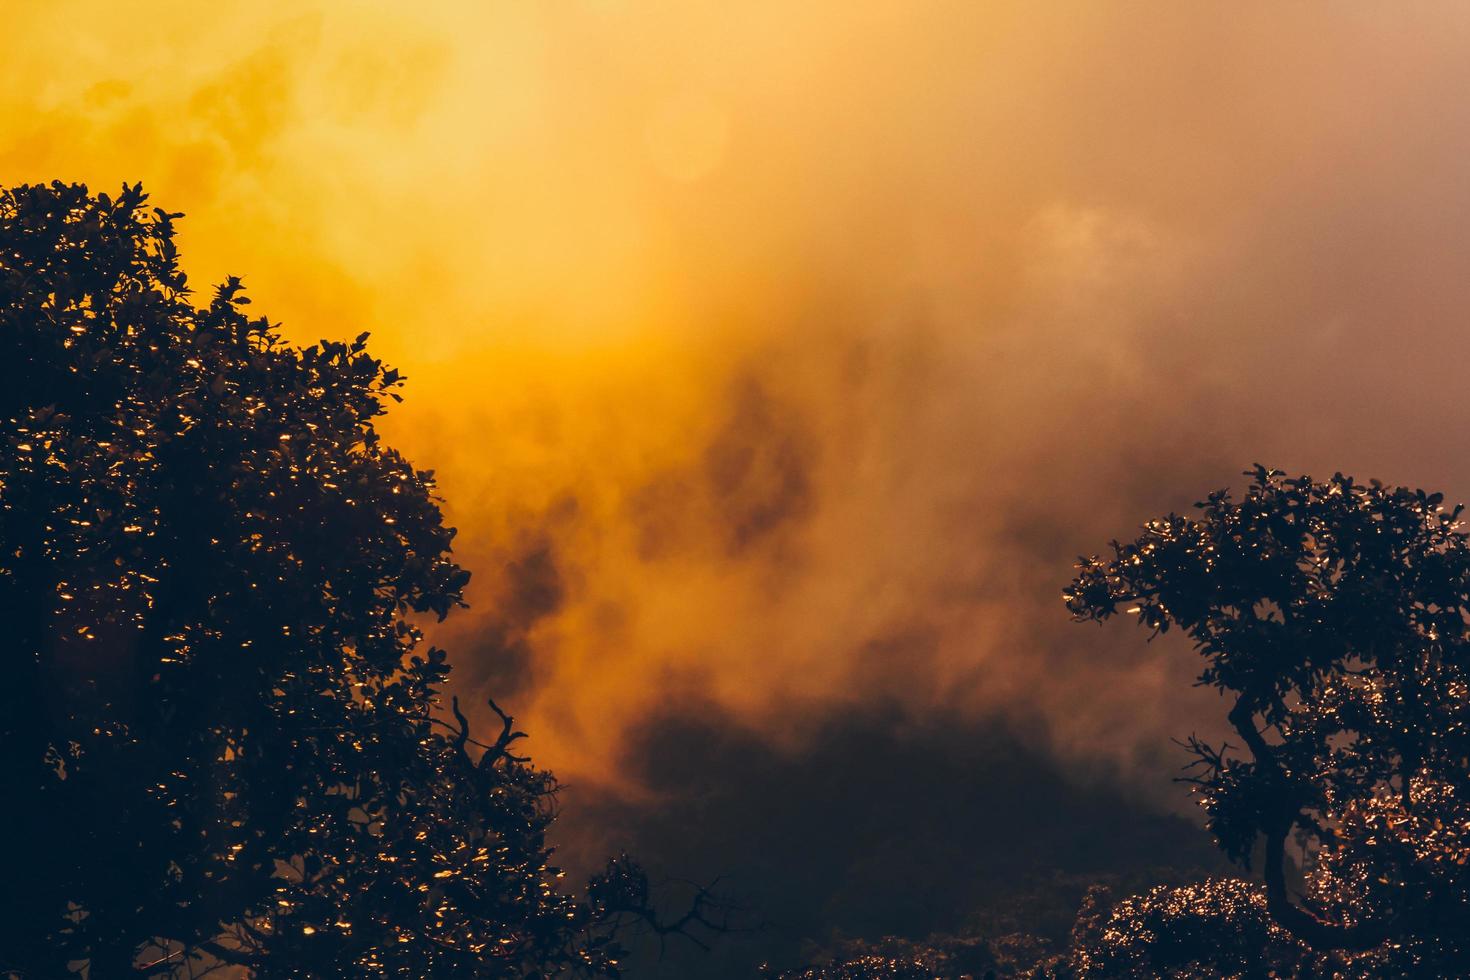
[0,181,665,978]
[1065,467,1470,973]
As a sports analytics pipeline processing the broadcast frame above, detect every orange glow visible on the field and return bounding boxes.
[11,2,1470,794]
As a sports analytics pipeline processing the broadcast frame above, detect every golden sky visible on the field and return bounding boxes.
[10,2,1470,794]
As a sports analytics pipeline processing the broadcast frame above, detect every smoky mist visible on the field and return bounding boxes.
[12,3,1470,973]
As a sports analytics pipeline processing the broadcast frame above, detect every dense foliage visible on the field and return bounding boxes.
[1070,878,1315,979]
[763,933,1021,980]
[1065,467,1470,973]
[0,182,644,978]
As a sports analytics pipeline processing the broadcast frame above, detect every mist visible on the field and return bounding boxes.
[10,2,1470,970]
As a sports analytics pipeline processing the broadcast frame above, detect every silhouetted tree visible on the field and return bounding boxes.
[0,182,680,978]
[1066,467,1470,973]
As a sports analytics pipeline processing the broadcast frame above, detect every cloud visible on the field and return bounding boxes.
[9,2,1470,815]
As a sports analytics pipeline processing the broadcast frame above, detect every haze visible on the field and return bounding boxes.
[8,6,1470,956]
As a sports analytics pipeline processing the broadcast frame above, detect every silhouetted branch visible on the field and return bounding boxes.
[194,940,261,971]
[482,697,530,767]
[444,696,530,767]
[450,695,473,758]
[1172,733,1232,788]
[589,857,756,957]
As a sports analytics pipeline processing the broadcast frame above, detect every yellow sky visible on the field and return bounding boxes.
[9,2,1470,792]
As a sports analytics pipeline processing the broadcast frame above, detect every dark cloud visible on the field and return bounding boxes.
[453,515,573,700]
[626,375,816,562]
[702,378,817,555]
[554,702,1232,979]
